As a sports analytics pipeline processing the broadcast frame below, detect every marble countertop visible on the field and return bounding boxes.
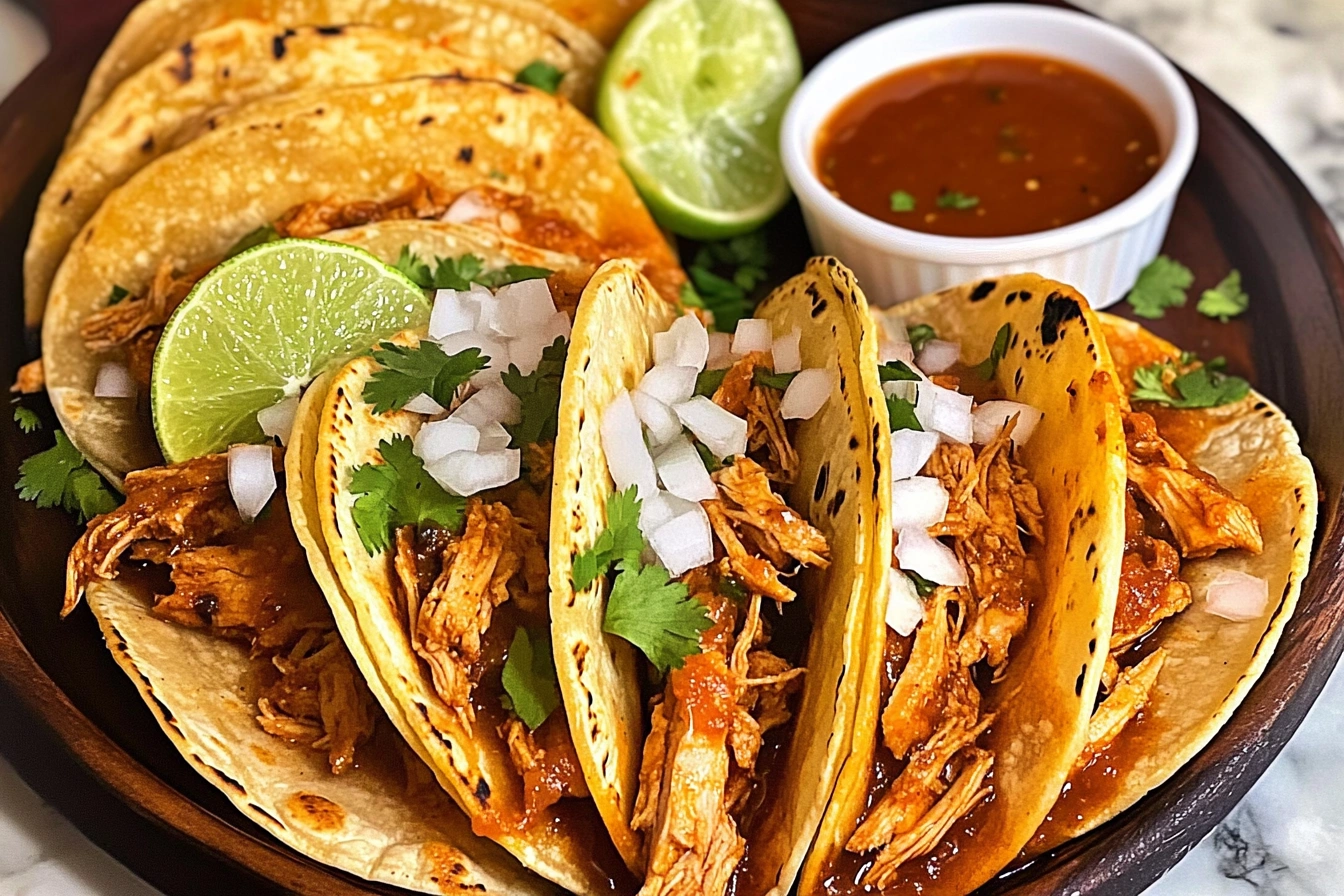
[1,0,1342,894]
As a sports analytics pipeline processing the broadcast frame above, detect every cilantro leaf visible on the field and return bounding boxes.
[907,324,937,353]
[571,486,644,591]
[973,323,1011,380]
[694,367,729,397]
[936,190,980,210]
[887,394,923,432]
[224,224,281,260]
[363,341,488,414]
[500,626,561,729]
[684,268,750,332]
[106,284,130,306]
[1130,357,1250,409]
[1196,269,1249,322]
[1126,255,1193,320]
[603,562,710,674]
[878,360,921,383]
[889,190,916,212]
[430,253,484,290]
[475,265,553,289]
[500,337,567,448]
[394,246,434,288]
[683,231,770,330]
[516,60,565,94]
[16,431,119,522]
[754,368,797,390]
[13,406,40,433]
[907,570,936,597]
[696,442,723,473]
[348,436,467,555]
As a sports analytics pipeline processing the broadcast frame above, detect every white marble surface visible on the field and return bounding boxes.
[1,0,1343,893]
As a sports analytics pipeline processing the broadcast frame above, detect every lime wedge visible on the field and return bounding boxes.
[598,0,801,240]
[152,239,429,462]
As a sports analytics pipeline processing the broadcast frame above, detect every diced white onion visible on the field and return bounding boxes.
[731,318,772,356]
[708,333,734,367]
[436,329,509,373]
[638,364,699,407]
[879,339,916,365]
[894,527,966,587]
[673,396,748,460]
[492,278,556,336]
[654,435,717,502]
[915,382,973,444]
[402,393,447,416]
[537,310,572,345]
[890,429,940,481]
[916,340,961,374]
[428,289,480,339]
[780,368,832,420]
[647,503,715,576]
[631,391,683,447]
[972,400,1043,446]
[475,421,512,452]
[93,363,135,399]
[883,379,920,403]
[638,489,699,535]
[451,383,522,427]
[257,395,299,445]
[426,449,520,496]
[885,568,925,637]
[227,444,276,524]
[603,390,658,498]
[414,417,480,464]
[890,476,950,530]
[881,315,910,346]
[1205,570,1269,622]
[443,190,492,224]
[654,314,710,370]
[772,327,802,374]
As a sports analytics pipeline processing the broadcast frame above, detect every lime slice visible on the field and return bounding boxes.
[598,0,801,240]
[152,238,429,462]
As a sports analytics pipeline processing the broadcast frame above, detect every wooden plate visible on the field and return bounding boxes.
[2,0,1342,893]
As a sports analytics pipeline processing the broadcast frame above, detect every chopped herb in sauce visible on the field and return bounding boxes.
[936,190,980,211]
[515,60,565,94]
[889,190,916,212]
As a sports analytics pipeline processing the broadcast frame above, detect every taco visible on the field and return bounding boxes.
[41,75,680,486]
[549,257,882,895]
[535,0,646,45]
[1025,311,1317,853]
[69,0,604,136]
[25,20,511,327]
[803,275,1130,894]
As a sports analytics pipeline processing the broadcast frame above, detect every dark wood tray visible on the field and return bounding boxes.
[2,0,1342,893]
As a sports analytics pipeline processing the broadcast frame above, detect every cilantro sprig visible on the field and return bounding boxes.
[13,406,40,433]
[16,432,119,523]
[878,360,921,383]
[500,626,561,729]
[348,436,467,555]
[393,247,552,292]
[753,368,798,391]
[907,324,937,353]
[516,60,565,95]
[1196,270,1249,322]
[679,231,771,331]
[106,284,130,306]
[694,367,728,397]
[1130,355,1249,409]
[500,337,568,448]
[886,394,923,432]
[936,190,980,210]
[907,570,936,597]
[363,341,487,414]
[571,487,644,591]
[1126,256,1193,320]
[973,323,1011,380]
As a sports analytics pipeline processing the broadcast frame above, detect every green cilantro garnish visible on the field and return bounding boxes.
[106,284,130,306]
[347,436,467,555]
[394,246,434,287]
[516,60,565,94]
[571,486,645,591]
[907,323,937,353]
[754,368,798,390]
[889,191,916,213]
[682,269,750,333]
[694,367,729,397]
[681,231,771,330]
[1130,356,1249,409]
[603,561,712,674]
[936,190,980,210]
[907,570,936,597]
[16,431,119,522]
[973,323,1011,380]
[1126,255,1193,320]
[363,341,487,414]
[500,337,567,448]
[696,442,723,473]
[475,265,553,289]
[1196,270,1249,322]
[878,360,921,383]
[224,224,281,260]
[13,406,41,433]
[393,247,551,292]
[886,394,923,432]
[500,626,561,729]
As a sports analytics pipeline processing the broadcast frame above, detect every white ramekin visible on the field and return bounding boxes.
[780,3,1198,309]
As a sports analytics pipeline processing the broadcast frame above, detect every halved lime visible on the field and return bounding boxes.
[598,0,802,240]
[151,238,429,462]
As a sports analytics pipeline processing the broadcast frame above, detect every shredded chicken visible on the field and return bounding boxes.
[499,714,591,820]
[711,353,799,482]
[1111,489,1191,652]
[1074,649,1166,771]
[11,358,44,394]
[64,452,375,772]
[80,257,202,352]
